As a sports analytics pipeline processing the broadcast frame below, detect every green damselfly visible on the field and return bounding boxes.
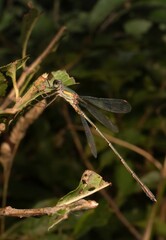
[48,79,156,202]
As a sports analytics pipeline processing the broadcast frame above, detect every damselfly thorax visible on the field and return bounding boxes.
[53,80,80,107]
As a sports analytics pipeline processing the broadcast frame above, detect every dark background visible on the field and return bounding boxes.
[0,0,165,239]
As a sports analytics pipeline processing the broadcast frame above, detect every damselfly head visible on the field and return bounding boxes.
[53,79,61,89]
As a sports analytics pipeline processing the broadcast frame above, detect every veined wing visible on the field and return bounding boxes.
[81,96,131,113]
[80,116,97,158]
[80,101,118,133]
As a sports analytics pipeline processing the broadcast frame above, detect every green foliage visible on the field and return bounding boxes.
[124,19,152,37]
[49,170,110,230]
[114,163,135,200]
[73,201,111,238]
[89,0,126,29]
[0,0,165,240]
[0,57,29,78]
[50,70,76,86]
[0,73,7,97]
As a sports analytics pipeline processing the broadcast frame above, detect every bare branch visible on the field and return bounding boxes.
[0,200,98,218]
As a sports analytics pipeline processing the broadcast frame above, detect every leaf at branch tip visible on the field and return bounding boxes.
[57,170,111,206]
[48,170,111,230]
[49,70,76,87]
[0,56,29,79]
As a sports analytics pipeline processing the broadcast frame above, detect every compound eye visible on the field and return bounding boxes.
[53,79,60,88]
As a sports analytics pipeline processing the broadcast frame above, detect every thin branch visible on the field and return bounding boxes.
[0,206,54,218]
[12,70,19,100]
[0,199,98,218]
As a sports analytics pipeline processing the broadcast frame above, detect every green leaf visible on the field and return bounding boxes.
[124,19,152,36]
[48,170,111,230]
[0,56,29,78]
[89,0,125,29]
[56,170,111,206]
[50,70,76,86]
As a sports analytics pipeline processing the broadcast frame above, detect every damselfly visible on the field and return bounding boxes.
[49,79,156,202]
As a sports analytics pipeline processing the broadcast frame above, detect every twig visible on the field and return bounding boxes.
[0,206,55,218]
[1,26,66,109]
[0,199,98,218]
[61,105,142,240]
[99,12,119,32]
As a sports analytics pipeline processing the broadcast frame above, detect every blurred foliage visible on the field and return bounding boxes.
[0,0,166,240]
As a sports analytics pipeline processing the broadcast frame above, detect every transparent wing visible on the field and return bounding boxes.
[81,102,118,133]
[81,96,131,113]
[80,116,97,158]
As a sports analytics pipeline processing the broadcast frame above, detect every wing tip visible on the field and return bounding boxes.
[123,101,132,113]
